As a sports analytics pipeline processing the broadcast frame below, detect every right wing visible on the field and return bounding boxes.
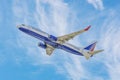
[57,25,91,44]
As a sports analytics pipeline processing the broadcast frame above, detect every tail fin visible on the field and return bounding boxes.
[83,41,104,60]
[84,41,97,51]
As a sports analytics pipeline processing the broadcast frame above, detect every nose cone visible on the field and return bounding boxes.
[17,24,26,28]
[17,25,21,28]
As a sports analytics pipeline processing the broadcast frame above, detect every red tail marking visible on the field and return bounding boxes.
[84,25,91,31]
[90,42,97,51]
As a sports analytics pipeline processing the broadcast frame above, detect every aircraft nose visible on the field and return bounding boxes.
[17,24,26,28]
[17,25,21,28]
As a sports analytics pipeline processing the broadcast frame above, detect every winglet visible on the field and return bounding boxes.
[84,25,91,31]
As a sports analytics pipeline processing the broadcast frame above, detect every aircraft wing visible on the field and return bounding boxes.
[46,44,55,55]
[57,25,91,44]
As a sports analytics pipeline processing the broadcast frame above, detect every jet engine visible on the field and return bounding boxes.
[49,35,57,41]
[38,42,47,49]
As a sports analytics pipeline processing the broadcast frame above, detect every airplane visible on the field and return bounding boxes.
[17,24,104,59]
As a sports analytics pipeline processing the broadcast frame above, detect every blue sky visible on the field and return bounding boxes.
[0,0,120,80]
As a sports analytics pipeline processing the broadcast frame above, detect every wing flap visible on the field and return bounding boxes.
[46,45,55,55]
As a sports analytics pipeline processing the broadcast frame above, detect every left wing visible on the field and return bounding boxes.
[46,44,55,55]
[57,25,91,44]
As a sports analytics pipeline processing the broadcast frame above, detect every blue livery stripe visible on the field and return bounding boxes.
[84,42,96,51]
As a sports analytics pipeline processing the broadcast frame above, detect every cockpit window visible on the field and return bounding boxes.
[22,24,25,26]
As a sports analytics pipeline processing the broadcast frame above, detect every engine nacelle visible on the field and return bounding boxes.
[49,35,57,41]
[38,43,47,49]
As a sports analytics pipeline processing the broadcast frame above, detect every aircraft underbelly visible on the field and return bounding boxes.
[58,45,83,56]
[19,27,46,41]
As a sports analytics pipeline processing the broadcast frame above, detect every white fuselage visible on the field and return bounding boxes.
[17,24,84,56]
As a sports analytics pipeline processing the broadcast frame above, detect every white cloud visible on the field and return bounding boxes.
[13,0,90,80]
[34,0,69,35]
[13,0,120,80]
[34,0,88,79]
[100,17,120,80]
[87,0,104,10]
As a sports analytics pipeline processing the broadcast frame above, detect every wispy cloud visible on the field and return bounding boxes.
[13,0,120,80]
[13,0,87,79]
[87,0,104,10]
[34,0,88,79]
[100,12,120,80]
[34,0,69,35]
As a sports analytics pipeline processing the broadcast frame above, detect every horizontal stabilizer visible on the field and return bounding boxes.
[83,49,104,60]
[90,49,104,55]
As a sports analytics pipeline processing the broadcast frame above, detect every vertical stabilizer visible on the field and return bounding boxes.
[83,41,104,60]
[84,41,97,51]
